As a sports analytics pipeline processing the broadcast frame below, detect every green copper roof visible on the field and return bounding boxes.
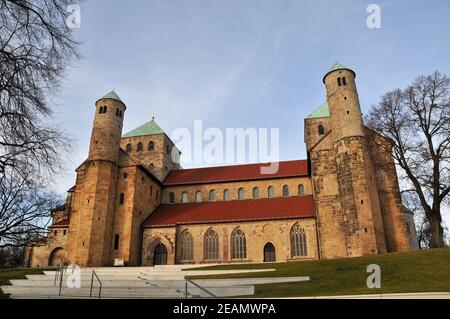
[100,90,123,103]
[307,102,330,119]
[328,61,346,72]
[123,119,165,138]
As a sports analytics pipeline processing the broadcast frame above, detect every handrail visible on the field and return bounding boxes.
[184,276,217,299]
[89,269,103,299]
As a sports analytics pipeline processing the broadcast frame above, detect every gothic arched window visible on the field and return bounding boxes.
[298,184,305,196]
[180,231,193,261]
[283,185,289,197]
[148,141,155,151]
[238,188,245,200]
[137,142,143,152]
[318,125,325,136]
[253,187,260,199]
[231,228,247,259]
[291,225,307,257]
[126,144,132,153]
[204,228,219,260]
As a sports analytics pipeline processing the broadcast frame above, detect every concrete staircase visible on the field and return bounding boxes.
[1,265,310,299]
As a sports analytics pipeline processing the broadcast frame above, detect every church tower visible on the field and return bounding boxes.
[324,63,387,256]
[67,91,126,266]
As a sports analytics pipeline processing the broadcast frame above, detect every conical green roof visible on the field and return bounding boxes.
[307,102,330,119]
[123,119,165,138]
[328,61,346,72]
[100,90,123,103]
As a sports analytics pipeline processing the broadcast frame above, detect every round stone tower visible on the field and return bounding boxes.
[88,90,126,163]
[323,62,364,140]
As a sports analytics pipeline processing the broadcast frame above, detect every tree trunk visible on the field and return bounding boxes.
[428,212,445,248]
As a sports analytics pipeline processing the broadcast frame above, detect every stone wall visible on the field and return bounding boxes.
[142,218,318,265]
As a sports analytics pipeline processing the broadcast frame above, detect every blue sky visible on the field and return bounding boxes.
[53,0,450,223]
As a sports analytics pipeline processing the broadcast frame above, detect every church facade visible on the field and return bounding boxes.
[26,63,418,268]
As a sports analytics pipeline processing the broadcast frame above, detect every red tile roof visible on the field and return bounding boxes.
[49,219,70,228]
[164,160,309,186]
[144,195,315,228]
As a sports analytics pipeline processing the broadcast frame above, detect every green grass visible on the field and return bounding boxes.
[0,268,53,299]
[190,248,450,298]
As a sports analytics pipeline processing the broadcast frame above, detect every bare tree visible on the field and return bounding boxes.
[366,71,450,248]
[0,0,80,179]
[0,169,62,248]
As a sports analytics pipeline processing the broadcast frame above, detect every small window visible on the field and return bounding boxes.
[63,230,67,236]
[119,193,125,205]
[103,106,107,113]
[337,77,342,86]
[181,192,188,203]
[283,185,289,197]
[166,145,170,155]
[150,186,153,196]
[238,188,245,200]
[149,163,154,170]
[114,234,120,250]
[137,142,143,152]
[342,77,347,86]
[126,144,132,153]
[195,191,202,203]
[253,187,260,199]
[116,108,119,116]
[54,230,58,236]
[268,186,274,198]
[169,192,175,204]
[209,190,216,201]
[123,173,128,179]
[298,184,305,196]
[318,125,325,136]
[98,106,103,114]
[148,141,155,151]
[223,189,230,201]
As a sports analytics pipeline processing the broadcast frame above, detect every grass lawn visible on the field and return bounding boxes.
[190,248,450,298]
[0,268,53,299]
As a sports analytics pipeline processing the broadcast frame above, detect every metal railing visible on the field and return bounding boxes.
[54,265,67,296]
[89,269,103,299]
[184,276,216,299]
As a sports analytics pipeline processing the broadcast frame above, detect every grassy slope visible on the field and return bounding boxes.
[190,248,450,298]
[0,268,52,299]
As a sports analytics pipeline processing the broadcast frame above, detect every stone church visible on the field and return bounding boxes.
[26,63,418,268]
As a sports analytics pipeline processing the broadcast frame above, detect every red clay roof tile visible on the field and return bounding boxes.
[144,195,315,228]
[164,160,309,186]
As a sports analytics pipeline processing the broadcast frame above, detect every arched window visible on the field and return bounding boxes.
[231,228,247,259]
[223,189,230,201]
[253,187,260,199]
[99,106,103,114]
[116,108,119,116]
[103,105,107,113]
[180,231,193,261]
[209,190,216,201]
[238,188,245,200]
[195,191,202,203]
[148,141,155,151]
[291,225,307,257]
[268,186,274,198]
[318,125,325,136]
[119,193,125,205]
[204,228,219,260]
[114,234,120,250]
[181,192,188,203]
[137,142,143,152]
[298,184,305,196]
[283,185,289,197]
[126,144,132,153]
[169,192,175,204]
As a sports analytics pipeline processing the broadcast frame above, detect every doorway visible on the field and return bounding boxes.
[263,243,276,262]
[153,243,168,265]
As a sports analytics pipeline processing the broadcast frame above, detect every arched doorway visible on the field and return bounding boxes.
[48,247,66,267]
[153,243,168,265]
[263,243,276,262]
